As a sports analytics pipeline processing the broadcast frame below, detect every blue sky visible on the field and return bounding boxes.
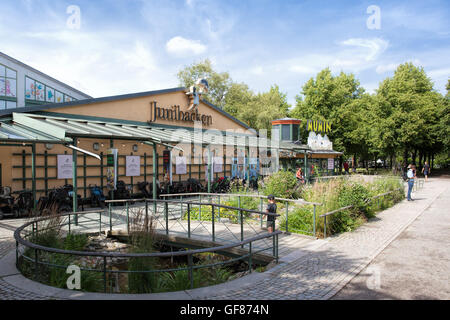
[1,0,449,106]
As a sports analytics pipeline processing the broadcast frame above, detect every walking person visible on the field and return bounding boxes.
[422,161,430,182]
[266,194,277,233]
[406,164,416,201]
[344,161,349,175]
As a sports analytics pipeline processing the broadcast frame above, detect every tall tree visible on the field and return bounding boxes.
[290,68,366,157]
[237,85,290,132]
[375,63,443,167]
[177,59,232,108]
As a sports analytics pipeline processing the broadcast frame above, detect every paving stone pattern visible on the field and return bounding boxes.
[203,179,446,300]
[0,179,445,300]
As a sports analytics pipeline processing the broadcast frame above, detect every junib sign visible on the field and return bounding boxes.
[148,101,212,126]
[306,120,331,133]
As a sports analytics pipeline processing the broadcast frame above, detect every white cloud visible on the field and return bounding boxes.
[428,67,450,79]
[340,38,389,61]
[166,36,207,57]
[123,41,157,72]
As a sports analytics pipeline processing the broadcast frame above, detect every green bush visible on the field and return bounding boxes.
[261,170,299,199]
[279,206,314,235]
[281,176,405,237]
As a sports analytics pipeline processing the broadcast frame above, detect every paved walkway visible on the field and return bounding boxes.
[0,177,448,300]
[332,177,450,300]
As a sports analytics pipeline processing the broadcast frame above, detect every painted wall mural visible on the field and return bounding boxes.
[25,76,76,103]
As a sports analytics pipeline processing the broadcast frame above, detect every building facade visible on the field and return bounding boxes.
[0,52,92,110]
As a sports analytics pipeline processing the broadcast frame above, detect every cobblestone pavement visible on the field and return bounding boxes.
[332,177,450,300]
[0,218,58,300]
[0,178,447,300]
[201,178,449,300]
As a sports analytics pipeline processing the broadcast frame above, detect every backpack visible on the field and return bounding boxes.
[402,170,409,182]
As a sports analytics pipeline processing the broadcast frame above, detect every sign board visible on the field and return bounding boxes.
[306,119,331,133]
[162,150,172,184]
[328,158,335,170]
[57,155,72,179]
[126,156,140,177]
[213,157,223,173]
[106,149,118,189]
[175,156,187,175]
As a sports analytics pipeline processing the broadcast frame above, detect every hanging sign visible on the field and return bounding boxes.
[213,157,223,173]
[57,155,73,179]
[328,158,335,170]
[106,149,118,189]
[126,156,141,177]
[175,156,187,175]
[163,150,172,184]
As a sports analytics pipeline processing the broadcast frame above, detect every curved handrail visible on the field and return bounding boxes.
[15,211,282,258]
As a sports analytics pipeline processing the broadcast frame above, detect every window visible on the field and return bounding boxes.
[0,64,17,109]
[281,124,291,140]
[0,64,17,99]
[25,75,77,105]
[292,124,299,141]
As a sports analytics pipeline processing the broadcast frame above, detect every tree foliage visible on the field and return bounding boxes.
[177,60,448,169]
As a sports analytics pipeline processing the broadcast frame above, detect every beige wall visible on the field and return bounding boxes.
[47,90,253,133]
[0,89,252,197]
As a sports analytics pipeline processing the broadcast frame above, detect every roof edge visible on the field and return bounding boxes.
[0,51,93,99]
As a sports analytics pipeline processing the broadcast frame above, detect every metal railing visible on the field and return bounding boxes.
[14,210,281,294]
[160,192,322,238]
[319,188,405,238]
[104,197,281,254]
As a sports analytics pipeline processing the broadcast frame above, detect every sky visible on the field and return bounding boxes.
[1,0,449,106]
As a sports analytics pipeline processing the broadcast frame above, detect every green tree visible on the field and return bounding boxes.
[177,59,232,108]
[223,82,253,118]
[290,68,367,164]
[375,63,444,168]
[237,85,290,132]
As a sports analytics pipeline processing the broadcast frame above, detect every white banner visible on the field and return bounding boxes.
[126,156,141,177]
[213,157,223,173]
[328,158,335,170]
[175,156,187,175]
[57,155,73,179]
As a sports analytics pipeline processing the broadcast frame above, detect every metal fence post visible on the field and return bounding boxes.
[285,201,289,233]
[212,205,215,242]
[313,205,316,238]
[240,209,244,248]
[199,194,202,221]
[238,196,241,224]
[145,201,149,233]
[324,215,327,239]
[187,203,191,238]
[248,242,252,273]
[108,203,112,234]
[218,196,221,222]
[260,197,264,228]
[126,201,129,234]
[165,202,169,235]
